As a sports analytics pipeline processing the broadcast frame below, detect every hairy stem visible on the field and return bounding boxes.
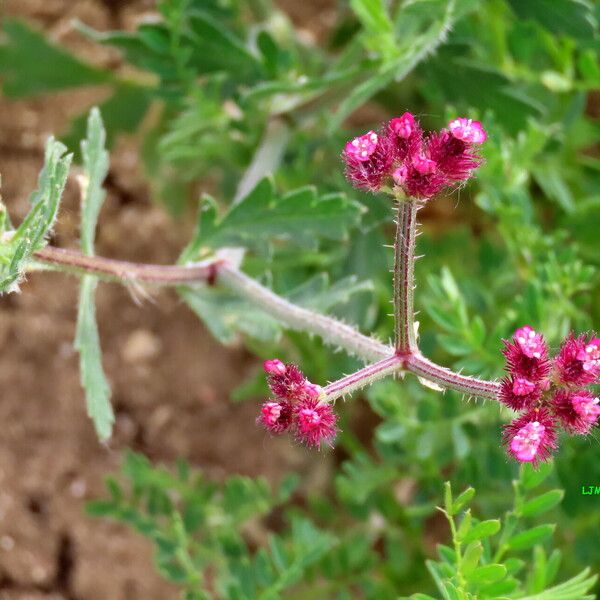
[29,245,500,400]
[31,246,220,285]
[217,264,391,362]
[323,355,404,402]
[406,353,500,400]
[394,199,419,354]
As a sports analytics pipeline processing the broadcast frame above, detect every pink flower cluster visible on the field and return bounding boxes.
[501,326,600,465]
[258,359,337,449]
[342,114,486,197]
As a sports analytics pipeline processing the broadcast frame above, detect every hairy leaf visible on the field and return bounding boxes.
[180,178,364,261]
[75,276,114,441]
[0,138,71,292]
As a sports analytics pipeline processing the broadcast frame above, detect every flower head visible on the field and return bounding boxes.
[448,118,487,144]
[555,333,599,386]
[343,128,394,192]
[342,113,486,197]
[266,362,307,401]
[427,129,482,183]
[515,326,546,359]
[295,397,338,448]
[499,376,542,411]
[503,409,557,464]
[502,326,550,383]
[552,389,600,435]
[577,338,600,375]
[258,400,293,434]
[344,131,379,162]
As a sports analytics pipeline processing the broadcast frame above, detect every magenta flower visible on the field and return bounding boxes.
[577,337,600,375]
[258,360,338,449]
[342,113,486,197]
[500,327,599,464]
[555,334,599,386]
[389,112,416,139]
[342,129,394,192]
[503,409,557,464]
[448,118,487,144]
[258,400,294,434]
[265,362,306,401]
[499,376,541,411]
[552,390,600,435]
[263,358,287,375]
[502,326,550,383]
[344,130,379,162]
[295,397,338,448]
[427,129,482,183]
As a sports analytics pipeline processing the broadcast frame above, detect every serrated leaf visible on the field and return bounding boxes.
[519,490,564,518]
[180,179,363,260]
[0,19,111,97]
[74,110,114,441]
[0,138,71,292]
[507,524,555,551]
[75,276,114,440]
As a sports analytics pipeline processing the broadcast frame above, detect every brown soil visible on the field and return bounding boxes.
[0,1,330,598]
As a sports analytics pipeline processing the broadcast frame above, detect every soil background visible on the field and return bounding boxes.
[0,1,335,598]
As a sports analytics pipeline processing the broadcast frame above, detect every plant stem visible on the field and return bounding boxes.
[29,245,501,400]
[406,353,500,400]
[217,264,391,362]
[323,354,404,402]
[394,199,419,354]
[31,246,220,285]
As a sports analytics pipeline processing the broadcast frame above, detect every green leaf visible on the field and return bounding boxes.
[180,179,363,261]
[75,275,114,441]
[178,284,281,344]
[460,519,501,543]
[520,461,554,490]
[470,564,507,585]
[80,108,109,256]
[507,524,555,551]
[329,0,460,130]
[74,109,113,441]
[350,0,397,60]
[519,567,597,600]
[519,490,564,518]
[0,138,71,292]
[507,0,598,40]
[451,487,475,515]
[0,19,111,97]
[186,10,262,80]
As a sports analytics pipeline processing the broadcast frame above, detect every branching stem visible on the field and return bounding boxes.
[29,208,501,401]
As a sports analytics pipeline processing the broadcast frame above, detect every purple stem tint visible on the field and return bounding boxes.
[394,199,419,354]
[30,218,501,401]
[323,355,404,402]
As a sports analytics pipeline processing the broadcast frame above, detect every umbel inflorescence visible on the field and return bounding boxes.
[257,112,599,464]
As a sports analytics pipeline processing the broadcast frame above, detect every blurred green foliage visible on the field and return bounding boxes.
[0,0,599,597]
